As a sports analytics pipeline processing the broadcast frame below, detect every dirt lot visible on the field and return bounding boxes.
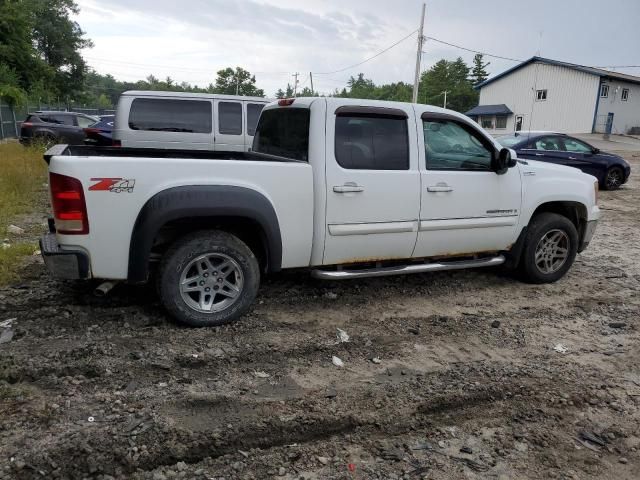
[1,154,639,480]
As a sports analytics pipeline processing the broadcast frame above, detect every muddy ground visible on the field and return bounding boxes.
[1,154,639,480]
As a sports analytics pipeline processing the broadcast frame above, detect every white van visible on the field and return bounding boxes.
[113,91,271,151]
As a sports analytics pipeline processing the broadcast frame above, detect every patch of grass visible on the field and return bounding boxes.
[0,142,47,231]
[0,142,47,284]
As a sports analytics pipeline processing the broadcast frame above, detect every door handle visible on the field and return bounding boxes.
[535,153,544,156]
[333,183,364,193]
[427,184,453,193]
[568,156,577,160]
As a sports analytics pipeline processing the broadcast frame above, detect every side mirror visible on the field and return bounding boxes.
[592,147,600,154]
[494,148,516,174]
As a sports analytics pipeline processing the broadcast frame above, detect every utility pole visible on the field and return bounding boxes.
[292,72,300,97]
[442,90,448,108]
[412,3,426,104]
[235,75,240,96]
[309,72,314,95]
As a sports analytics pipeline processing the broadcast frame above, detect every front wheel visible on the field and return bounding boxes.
[603,166,624,190]
[519,213,578,284]
[158,230,260,327]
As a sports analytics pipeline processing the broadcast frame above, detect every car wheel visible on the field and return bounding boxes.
[158,230,260,327]
[603,166,624,190]
[519,213,578,284]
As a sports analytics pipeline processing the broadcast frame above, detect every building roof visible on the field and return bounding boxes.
[476,56,640,89]
[465,104,513,116]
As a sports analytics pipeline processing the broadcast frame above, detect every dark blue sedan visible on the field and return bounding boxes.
[498,131,631,190]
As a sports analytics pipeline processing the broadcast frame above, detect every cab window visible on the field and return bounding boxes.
[423,119,493,171]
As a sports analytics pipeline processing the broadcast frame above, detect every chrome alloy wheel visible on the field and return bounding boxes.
[534,229,570,274]
[605,168,622,190]
[179,253,243,313]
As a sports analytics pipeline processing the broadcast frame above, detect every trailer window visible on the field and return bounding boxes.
[128,98,212,133]
[252,108,310,161]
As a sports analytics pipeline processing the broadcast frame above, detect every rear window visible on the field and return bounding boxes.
[496,135,522,147]
[252,108,310,161]
[128,98,212,133]
[246,103,265,136]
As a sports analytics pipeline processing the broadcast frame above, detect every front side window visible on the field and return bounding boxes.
[129,98,212,133]
[423,119,493,171]
[76,116,95,128]
[536,89,547,101]
[335,115,409,170]
[621,88,629,101]
[534,136,563,151]
[253,107,310,161]
[563,137,592,153]
[218,102,242,135]
[246,103,265,136]
[600,84,609,98]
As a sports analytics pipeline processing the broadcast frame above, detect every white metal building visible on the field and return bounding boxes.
[466,57,640,135]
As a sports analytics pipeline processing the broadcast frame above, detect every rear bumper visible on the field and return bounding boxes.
[578,219,598,253]
[40,233,91,280]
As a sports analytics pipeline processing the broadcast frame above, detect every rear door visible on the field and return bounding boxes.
[43,114,78,142]
[519,136,566,164]
[323,105,420,265]
[214,100,244,151]
[244,102,265,150]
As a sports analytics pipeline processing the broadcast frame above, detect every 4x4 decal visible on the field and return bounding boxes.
[89,178,136,193]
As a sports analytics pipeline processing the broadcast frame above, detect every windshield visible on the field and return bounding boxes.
[496,135,524,147]
[252,108,310,161]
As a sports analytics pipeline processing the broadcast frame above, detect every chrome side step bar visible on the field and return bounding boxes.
[311,255,505,280]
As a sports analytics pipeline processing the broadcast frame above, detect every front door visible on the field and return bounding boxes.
[414,113,521,258]
[323,105,421,265]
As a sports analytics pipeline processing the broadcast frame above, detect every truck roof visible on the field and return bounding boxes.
[121,90,271,102]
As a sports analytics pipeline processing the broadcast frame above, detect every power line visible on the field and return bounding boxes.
[315,29,418,75]
[424,36,524,62]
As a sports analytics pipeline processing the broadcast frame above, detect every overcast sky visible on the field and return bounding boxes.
[75,0,640,97]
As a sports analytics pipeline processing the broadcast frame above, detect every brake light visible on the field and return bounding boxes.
[83,128,101,134]
[50,172,89,234]
[112,139,121,147]
[278,98,295,106]
[22,122,33,128]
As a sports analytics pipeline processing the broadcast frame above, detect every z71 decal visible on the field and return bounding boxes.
[89,178,136,193]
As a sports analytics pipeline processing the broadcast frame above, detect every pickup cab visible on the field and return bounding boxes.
[41,97,600,326]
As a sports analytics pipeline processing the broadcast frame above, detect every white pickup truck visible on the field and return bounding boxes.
[41,97,600,326]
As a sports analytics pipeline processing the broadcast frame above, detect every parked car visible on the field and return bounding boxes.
[497,131,631,190]
[41,98,599,327]
[113,91,271,151]
[20,111,100,146]
[83,115,114,146]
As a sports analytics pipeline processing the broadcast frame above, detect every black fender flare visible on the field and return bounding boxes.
[128,185,282,282]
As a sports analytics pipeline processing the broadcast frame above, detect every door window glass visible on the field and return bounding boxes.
[563,138,592,153]
[218,102,242,135]
[335,115,409,170]
[423,119,493,171]
[77,116,95,128]
[129,98,212,133]
[253,108,310,161]
[246,103,265,136]
[534,137,563,151]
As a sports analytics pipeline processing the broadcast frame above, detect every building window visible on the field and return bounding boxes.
[481,117,494,129]
[600,84,609,98]
[621,88,629,101]
[496,116,507,129]
[535,89,547,101]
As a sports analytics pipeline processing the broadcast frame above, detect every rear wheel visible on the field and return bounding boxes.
[519,213,578,284]
[603,166,624,190]
[158,230,260,327]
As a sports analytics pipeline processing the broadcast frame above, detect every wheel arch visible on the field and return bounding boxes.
[128,185,282,282]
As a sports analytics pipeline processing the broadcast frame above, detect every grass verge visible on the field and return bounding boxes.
[0,141,48,284]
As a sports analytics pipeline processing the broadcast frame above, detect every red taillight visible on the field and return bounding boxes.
[50,172,89,234]
[112,139,121,147]
[22,122,33,128]
[83,128,101,134]
[278,98,295,106]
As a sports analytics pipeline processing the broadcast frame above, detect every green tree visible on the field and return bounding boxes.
[0,63,26,105]
[470,53,490,85]
[213,67,264,96]
[96,93,111,109]
[275,88,285,99]
[419,57,478,112]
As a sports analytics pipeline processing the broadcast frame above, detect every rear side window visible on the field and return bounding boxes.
[40,114,73,125]
[128,98,212,133]
[335,115,409,170]
[253,108,310,161]
[534,136,563,151]
[246,103,265,136]
[218,102,242,135]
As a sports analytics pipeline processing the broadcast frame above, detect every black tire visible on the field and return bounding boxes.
[602,166,624,190]
[158,230,260,327]
[519,213,578,284]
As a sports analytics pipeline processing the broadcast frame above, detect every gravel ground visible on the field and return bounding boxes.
[1,154,639,480]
